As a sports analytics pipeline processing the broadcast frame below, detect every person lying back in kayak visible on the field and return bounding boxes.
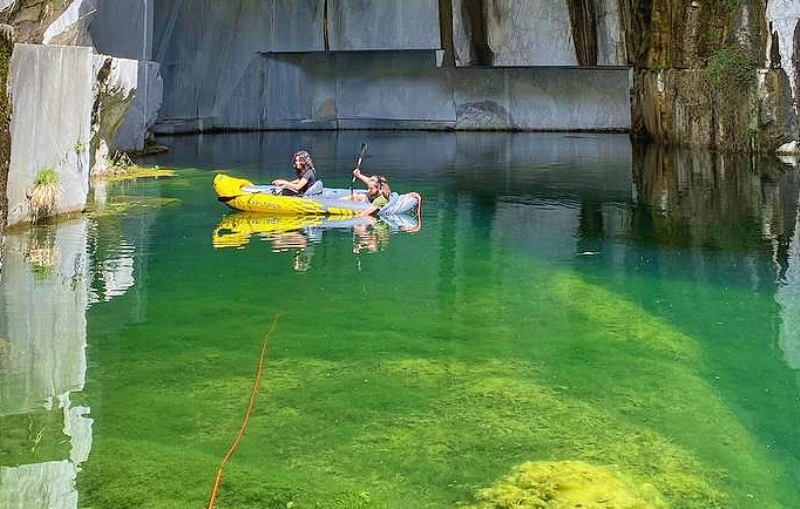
[272,150,317,196]
[344,168,391,216]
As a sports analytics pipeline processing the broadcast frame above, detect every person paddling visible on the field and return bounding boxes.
[272,150,317,196]
[345,168,391,216]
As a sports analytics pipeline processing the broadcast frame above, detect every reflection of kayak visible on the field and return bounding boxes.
[213,174,421,216]
[212,211,420,249]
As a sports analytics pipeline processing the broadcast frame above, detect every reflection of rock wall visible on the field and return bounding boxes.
[0,220,89,416]
[0,0,68,44]
[777,199,800,369]
[632,145,770,248]
[0,394,93,509]
[0,461,79,509]
[631,144,800,293]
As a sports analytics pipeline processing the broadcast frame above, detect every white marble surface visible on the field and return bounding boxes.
[486,0,577,66]
[7,44,94,226]
[43,0,97,47]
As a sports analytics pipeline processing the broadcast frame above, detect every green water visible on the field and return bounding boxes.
[2,132,800,508]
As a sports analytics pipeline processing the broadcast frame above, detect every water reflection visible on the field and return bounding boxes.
[0,220,92,509]
[776,195,800,371]
[212,211,421,271]
[632,144,800,393]
[1,178,160,507]
[630,145,800,288]
[3,132,800,507]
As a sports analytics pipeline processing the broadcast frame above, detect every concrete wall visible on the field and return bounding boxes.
[7,44,94,226]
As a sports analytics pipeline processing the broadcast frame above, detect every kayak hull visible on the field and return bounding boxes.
[213,174,420,217]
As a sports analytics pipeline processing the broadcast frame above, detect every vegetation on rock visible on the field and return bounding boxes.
[28,167,61,222]
[91,152,175,181]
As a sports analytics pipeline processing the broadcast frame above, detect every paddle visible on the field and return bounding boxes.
[351,142,368,198]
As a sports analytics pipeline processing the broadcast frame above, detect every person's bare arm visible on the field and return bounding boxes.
[360,205,379,217]
[353,168,372,186]
[272,177,307,191]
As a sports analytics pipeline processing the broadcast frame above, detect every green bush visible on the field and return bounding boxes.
[32,167,58,186]
[705,45,757,88]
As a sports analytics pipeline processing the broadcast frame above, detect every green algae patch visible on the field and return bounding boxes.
[72,239,796,508]
[92,165,176,182]
[549,272,698,362]
[85,196,180,219]
[0,411,72,467]
[464,460,666,509]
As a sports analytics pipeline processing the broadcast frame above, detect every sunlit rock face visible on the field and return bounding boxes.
[4,41,162,226]
[0,0,71,44]
[7,44,94,226]
[450,0,626,67]
[42,0,97,46]
[767,0,800,95]
[91,55,163,153]
[452,0,577,66]
[628,0,800,152]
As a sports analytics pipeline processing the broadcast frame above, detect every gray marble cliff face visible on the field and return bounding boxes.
[124,0,629,132]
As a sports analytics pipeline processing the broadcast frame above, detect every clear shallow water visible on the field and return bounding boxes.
[2,131,800,508]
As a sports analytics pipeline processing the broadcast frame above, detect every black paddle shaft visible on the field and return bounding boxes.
[351,143,368,199]
[353,142,368,183]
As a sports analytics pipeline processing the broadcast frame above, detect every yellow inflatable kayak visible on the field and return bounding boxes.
[213,173,421,217]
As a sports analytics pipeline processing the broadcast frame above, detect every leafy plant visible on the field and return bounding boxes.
[705,45,757,88]
[32,167,57,186]
[722,0,745,13]
[28,167,61,222]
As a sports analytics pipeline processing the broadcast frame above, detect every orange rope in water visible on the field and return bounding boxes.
[206,313,281,509]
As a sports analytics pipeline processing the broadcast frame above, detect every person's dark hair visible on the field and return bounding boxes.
[292,150,314,173]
